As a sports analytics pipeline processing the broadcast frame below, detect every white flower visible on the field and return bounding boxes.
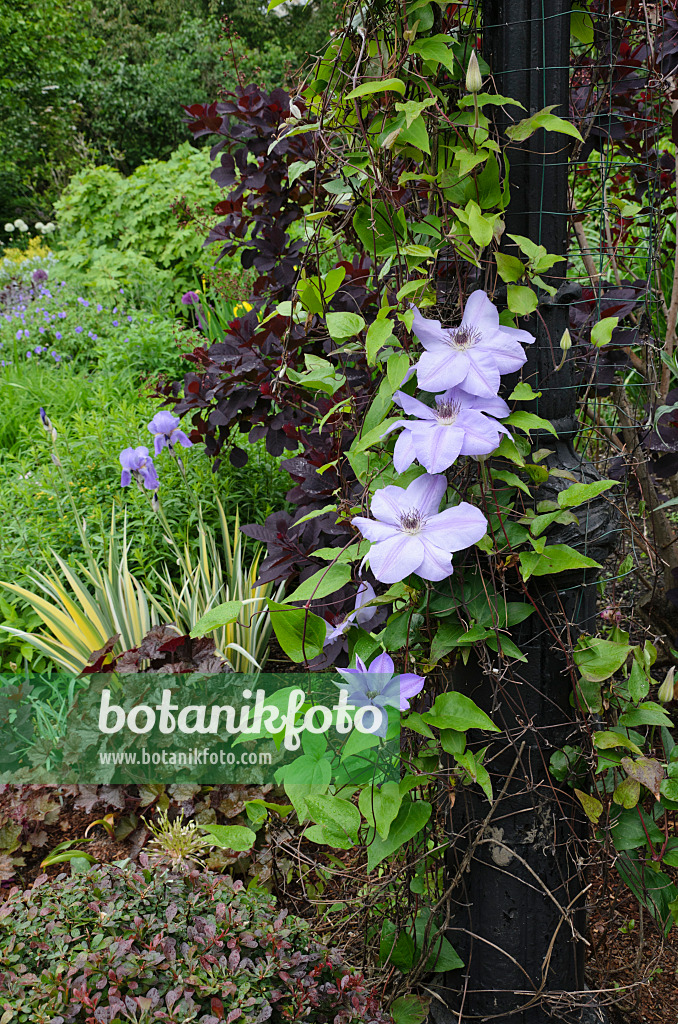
[14,219,28,232]
[35,221,45,232]
[44,222,56,234]
[3,223,14,232]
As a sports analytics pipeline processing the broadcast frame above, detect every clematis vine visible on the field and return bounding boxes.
[120,446,160,491]
[147,412,193,456]
[334,652,425,737]
[384,387,510,474]
[352,474,487,584]
[412,290,534,396]
[324,581,377,646]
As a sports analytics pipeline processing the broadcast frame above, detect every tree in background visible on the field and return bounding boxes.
[0,0,94,226]
[0,0,336,229]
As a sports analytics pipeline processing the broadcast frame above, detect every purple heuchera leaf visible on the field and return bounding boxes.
[412,290,534,396]
[352,473,487,584]
[120,446,159,491]
[384,386,510,474]
[147,411,193,456]
[323,581,377,646]
[334,651,425,737]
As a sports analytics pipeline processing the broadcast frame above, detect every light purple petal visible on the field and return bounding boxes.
[370,485,413,526]
[368,652,394,676]
[153,436,165,456]
[411,306,448,351]
[498,324,535,345]
[415,348,470,392]
[392,430,417,473]
[355,582,377,626]
[461,289,500,332]
[416,541,454,581]
[477,332,528,374]
[172,429,192,449]
[352,517,399,543]
[403,473,447,517]
[455,413,507,456]
[120,469,131,487]
[460,350,502,396]
[393,391,438,419]
[420,503,488,550]
[148,411,180,435]
[450,388,510,418]
[368,534,424,584]
[411,424,464,473]
[379,673,426,710]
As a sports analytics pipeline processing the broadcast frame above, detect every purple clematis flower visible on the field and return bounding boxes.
[412,291,534,396]
[384,387,510,474]
[334,652,425,737]
[147,411,192,456]
[324,581,377,646]
[352,473,487,584]
[120,446,159,491]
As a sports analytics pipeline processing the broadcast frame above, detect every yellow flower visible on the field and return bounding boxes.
[233,302,254,317]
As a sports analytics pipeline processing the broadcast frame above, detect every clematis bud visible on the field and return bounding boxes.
[560,328,572,353]
[658,666,675,703]
[466,51,483,94]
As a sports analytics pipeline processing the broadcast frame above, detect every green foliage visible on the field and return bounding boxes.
[0,0,95,226]
[53,145,223,306]
[0,863,390,1022]
[77,15,296,171]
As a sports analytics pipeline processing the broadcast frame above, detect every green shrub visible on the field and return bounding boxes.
[0,864,392,1023]
[52,144,224,306]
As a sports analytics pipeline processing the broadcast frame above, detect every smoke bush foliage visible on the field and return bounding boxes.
[0,863,392,1023]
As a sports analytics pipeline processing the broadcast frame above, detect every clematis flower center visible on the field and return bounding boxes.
[446,325,481,351]
[365,689,380,699]
[434,399,462,425]
[399,508,425,534]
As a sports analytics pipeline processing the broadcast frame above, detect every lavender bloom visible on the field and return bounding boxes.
[334,652,425,737]
[147,411,192,456]
[75,326,82,334]
[384,387,510,473]
[352,473,487,584]
[96,304,103,312]
[55,331,62,340]
[119,446,160,491]
[324,581,377,646]
[412,291,534,396]
[112,320,119,327]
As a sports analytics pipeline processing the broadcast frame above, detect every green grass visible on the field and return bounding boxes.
[0,361,287,584]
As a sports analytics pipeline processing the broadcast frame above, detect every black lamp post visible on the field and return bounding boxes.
[429,2,617,1021]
